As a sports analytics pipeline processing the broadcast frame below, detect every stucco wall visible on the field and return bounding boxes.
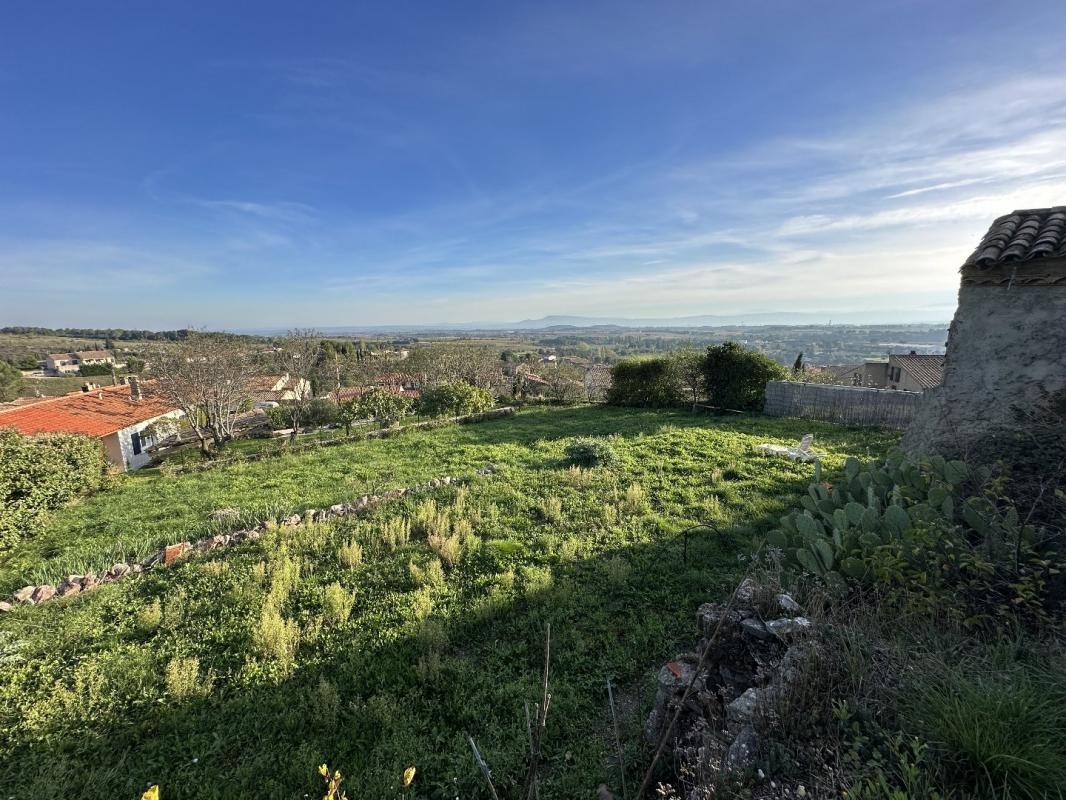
[903,285,1066,455]
[103,410,184,471]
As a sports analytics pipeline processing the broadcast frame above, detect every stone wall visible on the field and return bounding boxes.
[763,381,924,428]
[903,285,1066,455]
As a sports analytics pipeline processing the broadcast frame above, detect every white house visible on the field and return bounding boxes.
[0,378,183,471]
[44,350,116,376]
[250,373,313,408]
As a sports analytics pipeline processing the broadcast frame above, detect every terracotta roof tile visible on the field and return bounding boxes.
[965,206,1066,269]
[0,382,178,437]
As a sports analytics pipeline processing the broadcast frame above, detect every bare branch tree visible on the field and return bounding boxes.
[276,329,322,435]
[406,343,505,392]
[542,363,586,404]
[148,332,259,456]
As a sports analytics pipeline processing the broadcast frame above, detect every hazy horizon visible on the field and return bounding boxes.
[2,1,1065,328]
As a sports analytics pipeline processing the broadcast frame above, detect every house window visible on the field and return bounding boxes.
[131,431,142,455]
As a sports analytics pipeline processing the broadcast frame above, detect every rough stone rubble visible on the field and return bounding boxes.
[643,578,815,798]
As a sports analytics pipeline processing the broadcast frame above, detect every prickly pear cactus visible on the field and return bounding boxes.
[765,448,1008,590]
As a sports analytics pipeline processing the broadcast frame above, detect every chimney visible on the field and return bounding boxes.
[81,382,98,392]
[128,375,142,402]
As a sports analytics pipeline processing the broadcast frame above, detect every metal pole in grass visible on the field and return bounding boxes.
[634,563,757,799]
[680,522,720,566]
[523,623,552,800]
[607,677,628,800]
[467,736,500,800]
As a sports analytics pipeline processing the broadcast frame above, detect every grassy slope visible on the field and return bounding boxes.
[0,406,896,798]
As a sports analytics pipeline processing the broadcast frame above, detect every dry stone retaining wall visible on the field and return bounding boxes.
[0,464,499,613]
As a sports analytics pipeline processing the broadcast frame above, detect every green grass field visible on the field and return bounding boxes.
[0,406,896,799]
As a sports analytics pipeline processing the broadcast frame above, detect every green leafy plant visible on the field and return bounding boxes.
[0,428,104,549]
[322,582,354,626]
[564,437,619,468]
[902,657,1066,799]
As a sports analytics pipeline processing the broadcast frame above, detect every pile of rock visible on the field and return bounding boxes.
[643,578,815,797]
[1,465,499,612]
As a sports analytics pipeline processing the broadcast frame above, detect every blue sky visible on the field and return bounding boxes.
[2,1,1065,328]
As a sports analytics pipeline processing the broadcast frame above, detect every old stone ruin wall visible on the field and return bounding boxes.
[904,282,1066,456]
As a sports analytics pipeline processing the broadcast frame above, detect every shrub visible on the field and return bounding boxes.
[410,587,434,621]
[418,381,495,417]
[409,557,446,587]
[136,599,163,634]
[304,398,339,427]
[428,532,462,568]
[620,482,648,515]
[0,360,24,401]
[256,602,300,662]
[78,363,115,377]
[538,495,563,523]
[702,341,788,411]
[264,406,290,430]
[564,437,619,468]
[606,356,682,407]
[322,582,354,626]
[265,399,338,431]
[352,387,412,427]
[603,555,631,586]
[311,677,340,728]
[378,517,411,550]
[164,655,207,700]
[0,429,104,548]
[337,539,363,568]
[413,499,449,539]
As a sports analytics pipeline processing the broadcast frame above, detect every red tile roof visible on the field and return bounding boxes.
[47,350,114,361]
[0,383,179,437]
[965,207,1066,268]
[329,385,420,403]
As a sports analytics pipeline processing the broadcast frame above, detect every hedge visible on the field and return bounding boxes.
[0,428,104,549]
[606,357,682,407]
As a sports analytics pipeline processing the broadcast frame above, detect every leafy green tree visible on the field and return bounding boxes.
[702,342,788,411]
[0,360,24,402]
[418,382,495,417]
[353,387,412,427]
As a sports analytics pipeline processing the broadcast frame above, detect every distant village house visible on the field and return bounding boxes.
[250,373,312,408]
[327,373,421,403]
[827,352,944,392]
[44,350,116,376]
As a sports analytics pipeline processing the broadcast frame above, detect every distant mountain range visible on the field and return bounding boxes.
[240,311,951,336]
